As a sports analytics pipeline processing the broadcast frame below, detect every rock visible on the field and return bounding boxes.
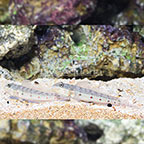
[0,25,38,81]
[0,0,10,23]
[1,0,144,25]
[0,120,86,144]
[0,66,13,80]
[0,25,143,81]
[0,120,10,139]
[1,119,144,144]
[9,0,97,25]
[83,123,103,143]
[82,0,131,24]
[37,25,144,79]
[112,0,144,25]
[76,120,144,144]
[12,57,41,80]
[0,25,36,60]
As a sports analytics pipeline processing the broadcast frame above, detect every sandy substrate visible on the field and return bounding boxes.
[0,77,144,119]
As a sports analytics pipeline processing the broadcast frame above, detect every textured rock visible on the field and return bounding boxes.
[9,0,97,25]
[81,0,144,25]
[13,57,40,80]
[133,26,144,37]
[1,0,144,25]
[37,25,144,79]
[1,120,144,144]
[0,77,144,119]
[0,66,13,80]
[77,120,144,144]
[82,0,131,24]
[0,120,86,144]
[112,0,144,25]
[0,25,36,60]
[0,0,10,23]
[0,25,143,81]
[0,120,10,139]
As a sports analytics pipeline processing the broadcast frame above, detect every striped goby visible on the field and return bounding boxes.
[53,82,135,107]
[6,83,70,103]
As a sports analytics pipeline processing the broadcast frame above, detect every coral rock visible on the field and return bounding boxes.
[9,0,97,25]
[0,25,36,60]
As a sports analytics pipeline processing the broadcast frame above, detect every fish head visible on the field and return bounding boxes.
[7,83,13,88]
[53,82,65,88]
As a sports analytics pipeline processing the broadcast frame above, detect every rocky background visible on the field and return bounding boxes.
[0,4,144,144]
[0,0,10,24]
[0,25,143,81]
[0,0,144,25]
[0,25,143,120]
[0,120,144,144]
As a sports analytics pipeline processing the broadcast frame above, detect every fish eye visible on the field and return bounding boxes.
[34,81,39,84]
[7,84,11,87]
[59,82,64,87]
[107,103,112,107]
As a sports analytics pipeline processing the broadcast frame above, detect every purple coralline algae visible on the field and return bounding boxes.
[9,0,97,25]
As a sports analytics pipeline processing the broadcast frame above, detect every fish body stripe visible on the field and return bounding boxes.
[54,82,120,101]
[7,83,59,97]
[6,83,70,102]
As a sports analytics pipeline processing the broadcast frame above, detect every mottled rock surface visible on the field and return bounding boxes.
[77,120,144,144]
[9,0,96,25]
[0,0,10,23]
[0,25,36,60]
[1,0,144,25]
[0,120,144,144]
[7,0,144,25]
[0,66,13,80]
[82,0,144,25]
[0,120,87,144]
[0,25,143,81]
[37,25,144,80]
[112,0,144,25]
